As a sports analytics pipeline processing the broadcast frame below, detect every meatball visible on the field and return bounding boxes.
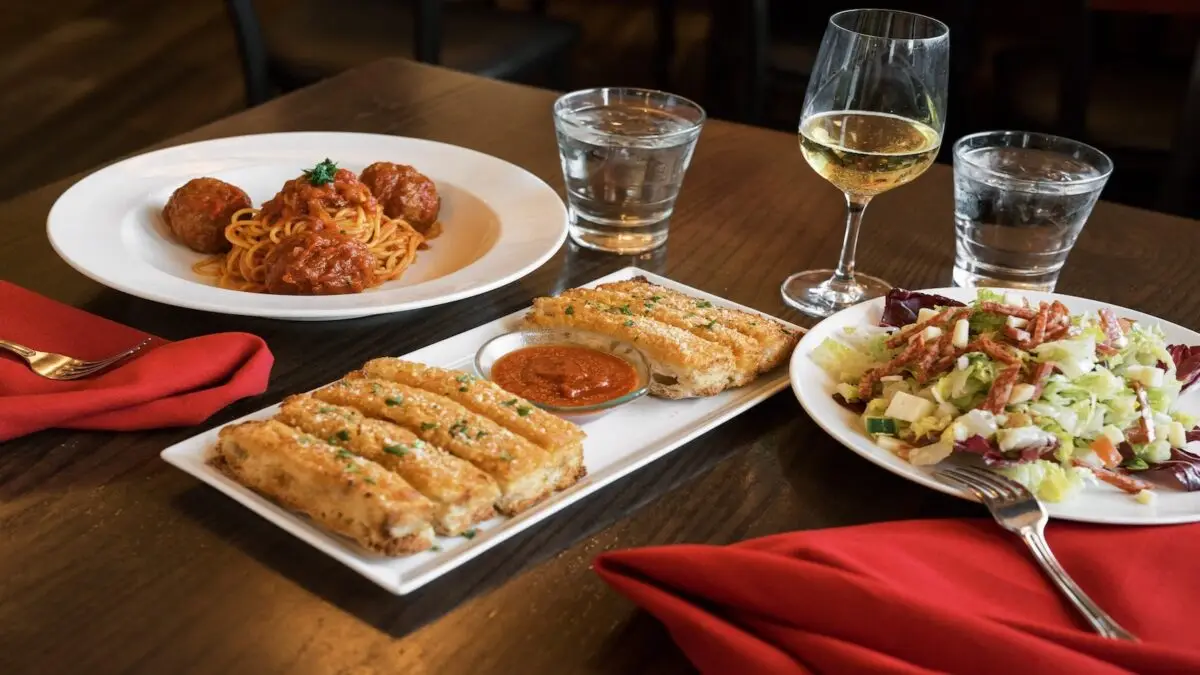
[162,177,251,254]
[360,162,441,235]
[264,230,377,295]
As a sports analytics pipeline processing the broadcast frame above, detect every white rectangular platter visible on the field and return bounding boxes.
[161,267,801,594]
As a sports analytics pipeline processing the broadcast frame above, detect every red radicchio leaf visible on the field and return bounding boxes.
[1168,344,1200,392]
[954,434,1058,466]
[1186,425,1200,444]
[954,435,1010,466]
[1142,447,1200,492]
[879,288,966,328]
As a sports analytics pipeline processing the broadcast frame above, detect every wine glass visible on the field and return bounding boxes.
[781,9,949,317]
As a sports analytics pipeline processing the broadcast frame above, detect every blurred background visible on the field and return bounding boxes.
[5,0,1198,217]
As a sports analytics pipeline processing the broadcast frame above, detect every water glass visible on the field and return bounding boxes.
[952,131,1113,291]
[553,87,705,254]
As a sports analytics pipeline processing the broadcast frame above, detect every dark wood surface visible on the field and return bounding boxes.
[2,58,1199,675]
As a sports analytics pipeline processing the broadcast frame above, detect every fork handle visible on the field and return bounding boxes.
[0,339,36,361]
[1021,530,1138,641]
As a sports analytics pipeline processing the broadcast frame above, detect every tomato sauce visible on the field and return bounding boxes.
[491,345,639,407]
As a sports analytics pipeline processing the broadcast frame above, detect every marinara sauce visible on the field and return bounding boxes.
[491,345,639,407]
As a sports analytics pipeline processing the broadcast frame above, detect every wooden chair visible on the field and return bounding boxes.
[224,0,581,107]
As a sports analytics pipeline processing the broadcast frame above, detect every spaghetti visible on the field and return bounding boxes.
[191,161,426,294]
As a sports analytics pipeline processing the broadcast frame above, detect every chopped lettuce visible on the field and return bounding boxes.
[812,337,877,383]
[998,460,1091,502]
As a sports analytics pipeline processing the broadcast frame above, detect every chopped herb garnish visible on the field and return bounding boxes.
[704,319,717,329]
[696,300,713,308]
[343,463,360,473]
[499,452,513,461]
[335,449,354,460]
[370,383,382,395]
[624,319,634,327]
[650,295,663,302]
[383,444,409,456]
[302,158,338,186]
[412,440,426,449]
[618,304,633,315]
[565,305,575,316]
[449,420,470,437]
[364,476,377,485]
[431,545,442,552]
[385,396,402,406]
[502,399,518,407]
[462,529,477,540]
[317,406,333,414]
[476,430,488,440]
[517,405,532,417]
[644,301,655,310]
[335,429,350,441]
[421,422,438,431]
[459,386,469,392]
[456,373,475,383]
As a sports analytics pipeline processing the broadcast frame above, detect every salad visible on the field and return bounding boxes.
[812,288,1200,503]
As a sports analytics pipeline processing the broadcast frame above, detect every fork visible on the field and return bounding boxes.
[0,337,152,380]
[934,465,1138,641]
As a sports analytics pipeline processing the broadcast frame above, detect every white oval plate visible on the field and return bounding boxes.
[47,132,568,320]
[790,287,1200,525]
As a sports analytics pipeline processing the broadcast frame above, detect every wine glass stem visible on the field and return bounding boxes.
[831,193,872,287]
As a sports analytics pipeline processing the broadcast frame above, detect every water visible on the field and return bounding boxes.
[953,145,1109,291]
[555,104,701,254]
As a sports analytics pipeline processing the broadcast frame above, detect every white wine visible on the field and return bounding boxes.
[799,111,940,197]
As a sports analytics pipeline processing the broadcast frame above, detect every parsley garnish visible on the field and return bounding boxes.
[618,304,633,315]
[384,444,409,456]
[517,405,532,417]
[565,305,575,316]
[370,383,382,395]
[343,463,359,473]
[696,300,713,308]
[704,319,716,330]
[462,529,477,539]
[318,406,333,414]
[476,430,488,440]
[450,420,470,437]
[459,386,469,392]
[650,295,663,302]
[335,429,350,441]
[335,449,354,460]
[364,476,377,485]
[499,452,513,461]
[421,422,438,431]
[456,373,475,384]
[302,158,338,186]
[385,396,402,406]
[624,319,634,327]
[502,399,518,407]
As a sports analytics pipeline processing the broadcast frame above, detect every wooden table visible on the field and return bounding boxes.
[2,58,1198,675]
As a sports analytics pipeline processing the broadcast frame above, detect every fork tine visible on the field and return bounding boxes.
[958,466,1028,502]
[56,338,152,378]
[939,467,1005,502]
[934,470,991,503]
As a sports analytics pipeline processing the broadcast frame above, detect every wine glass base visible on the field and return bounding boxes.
[780,270,892,318]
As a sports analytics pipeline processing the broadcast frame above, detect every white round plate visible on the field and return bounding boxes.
[47,132,568,320]
[790,287,1200,525]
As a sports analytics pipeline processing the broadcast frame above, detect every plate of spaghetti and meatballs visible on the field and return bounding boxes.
[47,132,569,320]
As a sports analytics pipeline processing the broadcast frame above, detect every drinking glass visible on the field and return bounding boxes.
[953,131,1112,291]
[553,87,705,254]
[781,9,950,317]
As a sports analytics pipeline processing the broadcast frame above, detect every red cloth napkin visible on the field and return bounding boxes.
[593,519,1200,675]
[0,282,273,440]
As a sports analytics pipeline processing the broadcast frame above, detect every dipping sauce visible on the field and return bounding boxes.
[491,344,640,408]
